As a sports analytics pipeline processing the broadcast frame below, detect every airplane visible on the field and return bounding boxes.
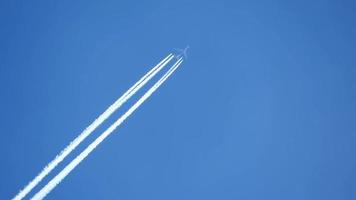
[174,46,190,60]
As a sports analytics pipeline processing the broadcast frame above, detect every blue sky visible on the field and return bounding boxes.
[1,0,356,199]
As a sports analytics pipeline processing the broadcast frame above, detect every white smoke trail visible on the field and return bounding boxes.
[31,58,183,200]
[13,54,174,200]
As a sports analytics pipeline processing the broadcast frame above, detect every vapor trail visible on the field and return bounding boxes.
[31,58,183,200]
[13,54,174,200]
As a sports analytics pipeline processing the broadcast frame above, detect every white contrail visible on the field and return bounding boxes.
[31,58,183,200]
[13,54,174,200]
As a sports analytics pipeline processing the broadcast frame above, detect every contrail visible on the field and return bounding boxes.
[31,58,183,200]
[13,54,174,200]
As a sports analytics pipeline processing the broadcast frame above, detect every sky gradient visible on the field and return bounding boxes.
[1,1,356,199]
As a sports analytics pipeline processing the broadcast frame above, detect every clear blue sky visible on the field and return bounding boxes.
[1,1,356,199]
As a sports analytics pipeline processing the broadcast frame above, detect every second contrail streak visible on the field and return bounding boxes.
[31,58,183,200]
[13,54,174,200]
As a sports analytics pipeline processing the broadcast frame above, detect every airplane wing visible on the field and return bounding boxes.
[183,52,188,59]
